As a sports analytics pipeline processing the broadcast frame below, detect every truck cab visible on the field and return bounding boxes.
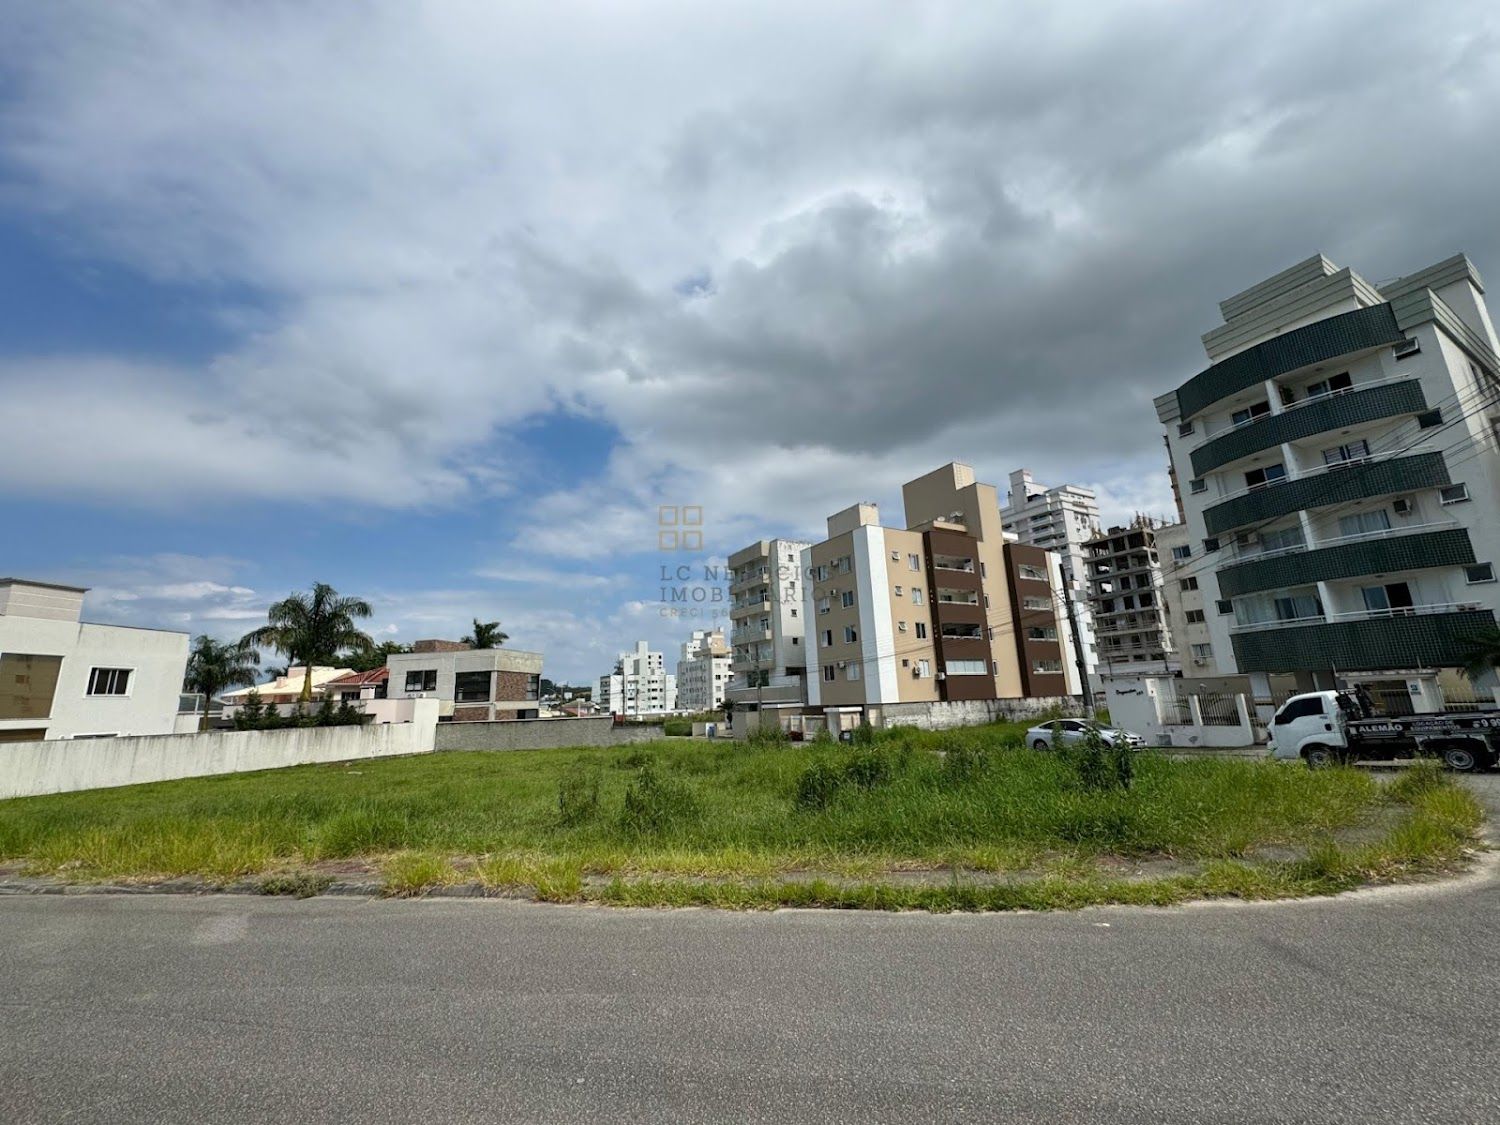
[1267,691,1348,765]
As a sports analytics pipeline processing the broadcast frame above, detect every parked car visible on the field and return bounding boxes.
[1025,718,1146,751]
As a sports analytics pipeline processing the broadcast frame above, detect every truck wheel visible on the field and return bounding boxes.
[1441,745,1481,772]
[1303,744,1337,769]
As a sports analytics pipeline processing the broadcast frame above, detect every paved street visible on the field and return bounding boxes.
[3,842,1499,1125]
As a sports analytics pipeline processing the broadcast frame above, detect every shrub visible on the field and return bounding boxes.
[557,765,602,827]
[1386,759,1446,803]
[795,762,846,810]
[843,748,892,789]
[747,723,789,747]
[1061,727,1132,792]
[615,749,655,770]
[939,738,991,786]
[662,717,692,737]
[619,762,699,834]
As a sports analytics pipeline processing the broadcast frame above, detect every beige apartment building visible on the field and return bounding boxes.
[803,464,1049,721]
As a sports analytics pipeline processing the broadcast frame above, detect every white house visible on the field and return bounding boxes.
[0,577,190,742]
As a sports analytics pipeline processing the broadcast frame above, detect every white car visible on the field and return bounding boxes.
[1024,718,1146,751]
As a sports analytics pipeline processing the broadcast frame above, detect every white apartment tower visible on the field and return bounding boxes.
[675,628,731,713]
[727,538,810,711]
[1000,469,1102,686]
[599,641,678,716]
[1156,252,1500,706]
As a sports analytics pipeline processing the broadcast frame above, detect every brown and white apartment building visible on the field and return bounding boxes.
[801,463,1073,725]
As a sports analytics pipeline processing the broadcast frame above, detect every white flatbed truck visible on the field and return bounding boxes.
[1267,690,1499,772]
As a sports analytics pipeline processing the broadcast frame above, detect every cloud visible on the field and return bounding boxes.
[2,0,1498,534]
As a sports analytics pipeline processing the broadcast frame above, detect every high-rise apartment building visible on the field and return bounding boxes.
[675,629,731,713]
[803,463,1071,718]
[1084,520,1177,673]
[599,641,677,716]
[1156,252,1500,700]
[1000,469,1101,686]
[1155,522,1218,673]
[726,538,810,712]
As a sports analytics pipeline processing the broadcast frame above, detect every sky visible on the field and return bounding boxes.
[2,0,1498,683]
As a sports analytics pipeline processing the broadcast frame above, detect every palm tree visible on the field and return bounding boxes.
[462,618,508,649]
[1461,626,1500,685]
[242,582,375,701]
[183,635,261,730]
[345,640,410,673]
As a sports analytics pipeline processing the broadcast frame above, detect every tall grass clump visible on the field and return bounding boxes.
[619,761,699,835]
[557,765,602,827]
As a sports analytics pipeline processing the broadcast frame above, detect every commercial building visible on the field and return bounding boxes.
[1156,522,1219,674]
[1155,251,1500,708]
[1000,469,1102,687]
[599,640,677,716]
[675,628,731,712]
[726,538,810,711]
[802,463,1071,722]
[1084,520,1177,673]
[387,639,543,722]
[0,577,190,742]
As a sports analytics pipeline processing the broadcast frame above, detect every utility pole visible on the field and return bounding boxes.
[1061,565,1095,714]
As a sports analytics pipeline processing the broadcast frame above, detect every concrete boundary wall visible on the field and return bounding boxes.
[0,700,439,801]
[435,716,666,752]
[877,697,1081,731]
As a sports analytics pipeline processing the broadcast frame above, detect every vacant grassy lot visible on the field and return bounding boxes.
[0,724,1483,910]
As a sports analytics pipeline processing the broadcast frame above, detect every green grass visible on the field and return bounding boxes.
[0,722,1482,909]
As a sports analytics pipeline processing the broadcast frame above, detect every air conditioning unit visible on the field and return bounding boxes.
[836,661,846,669]
[936,672,947,680]
[1394,338,1421,359]
[1393,497,1414,516]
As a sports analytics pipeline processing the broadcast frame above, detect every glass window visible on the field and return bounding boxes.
[1186,610,1206,624]
[1466,563,1496,584]
[1440,484,1471,505]
[916,659,931,678]
[1244,463,1286,489]
[1191,643,1214,658]
[840,590,855,608]
[1180,577,1198,591]
[822,665,836,682]
[908,554,921,571]
[911,588,924,606]
[404,669,437,693]
[454,671,492,702]
[843,626,857,643]
[86,667,131,696]
[1031,660,1062,674]
[1275,697,1326,723]
[945,660,988,675]
[1322,440,1371,466]
[1231,400,1271,427]
[524,674,540,701]
[846,663,860,681]
[1171,545,1192,560]
[1258,525,1305,554]
[1018,564,1046,581]
[1305,372,1353,397]
[1338,509,1392,538]
[915,622,928,639]
[0,653,63,720]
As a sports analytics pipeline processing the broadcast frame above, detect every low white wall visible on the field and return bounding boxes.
[877,697,1081,731]
[0,699,439,800]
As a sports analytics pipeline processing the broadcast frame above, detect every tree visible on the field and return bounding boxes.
[463,619,508,649]
[345,640,409,673]
[1462,626,1500,685]
[183,635,261,730]
[242,582,375,701]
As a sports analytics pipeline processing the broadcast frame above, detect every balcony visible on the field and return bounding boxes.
[731,625,773,645]
[1190,377,1427,477]
[729,598,772,621]
[1202,451,1450,537]
[1217,525,1474,598]
[1176,303,1407,421]
[1230,605,1496,673]
[729,567,771,593]
[932,554,975,572]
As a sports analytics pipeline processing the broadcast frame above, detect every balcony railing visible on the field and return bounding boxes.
[1218,524,1474,599]
[1230,601,1485,634]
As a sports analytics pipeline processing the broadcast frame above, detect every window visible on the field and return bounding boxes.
[1467,563,1497,584]
[1018,564,1046,582]
[1322,440,1370,467]
[846,663,861,681]
[1440,483,1471,505]
[908,554,921,571]
[454,671,492,702]
[911,588,924,606]
[1305,372,1353,397]
[1191,643,1214,659]
[405,669,438,693]
[1180,577,1199,591]
[1216,599,1234,615]
[1171,545,1192,561]
[817,596,831,615]
[822,629,833,647]
[897,621,907,633]
[1338,509,1391,538]
[86,667,131,696]
[915,622,928,640]
[835,555,852,574]
[840,590,855,608]
[1231,400,1271,427]
[524,674,540,701]
[1417,409,1444,429]
[1257,524,1305,554]
[1027,626,1057,641]
[1186,610,1206,624]
[980,562,987,578]
[1244,463,1286,489]
[916,659,931,678]
[945,660,988,676]
[1203,537,1220,552]
[1275,697,1326,724]
[790,608,798,617]
[843,626,857,644]
[1177,421,1195,437]
[893,585,903,596]
[1031,659,1062,675]
[822,665,836,682]
[1023,596,1050,611]
[0,654,63,720]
